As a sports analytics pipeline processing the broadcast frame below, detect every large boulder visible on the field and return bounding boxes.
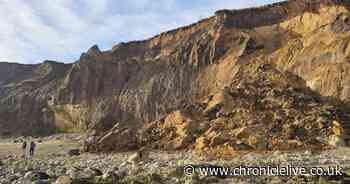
[83,123,138,152]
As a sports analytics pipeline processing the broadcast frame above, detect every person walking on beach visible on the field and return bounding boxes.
[29,141,36,157]
[21,141,27,158]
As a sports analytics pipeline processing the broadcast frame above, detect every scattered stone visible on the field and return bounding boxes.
[24,171,50,181]
[127,148,150,166]
[0,179,10,184]
[67,149,80,157]
[33,180,51,184]
[86,168,103,177]
[55,176,72,184]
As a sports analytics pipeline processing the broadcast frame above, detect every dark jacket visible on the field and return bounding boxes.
[30,142,36,150]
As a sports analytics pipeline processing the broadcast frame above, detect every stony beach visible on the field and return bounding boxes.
[1,134,350,184]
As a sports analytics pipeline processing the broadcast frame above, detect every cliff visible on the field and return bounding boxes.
[1,0,350,154]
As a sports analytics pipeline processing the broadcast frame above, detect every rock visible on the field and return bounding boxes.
[7,174,19,182]
[342,167,350,177]
[203,91,228,118]
[332,120,344,136]
[46,169,56,178]
[66,168,79,180]
[33,180,51,184]
[66,167,102,180]
[24,171,50,181]
[287,139,303,147]
[13,140,20,143]
[164,111,199,140]
[84,123,138,152]
[86,168,103,177]
[101,171,114,181]
[127,152,142,165]
[55,176,72,184]
[140,111,199,150]
[99,167,127,184]
[195,137,209,151]
[24,171,35,180]
[233,127,249,138]
[0,179,10,184]
[235,142,252,150]
[201,176,219,183]
[114,168,128,181]
[328,135,346,147]
[269,177,283,184]
[67,149,80,157]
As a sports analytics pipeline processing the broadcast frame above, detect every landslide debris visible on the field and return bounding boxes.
[138,63,350,157]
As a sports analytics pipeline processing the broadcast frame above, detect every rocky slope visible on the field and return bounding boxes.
[1,0,350,154]
[137,63,350,156]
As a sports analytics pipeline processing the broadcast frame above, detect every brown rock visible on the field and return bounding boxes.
[287,139,304,148]
[328,135,346,147]
[139,111,199,150]
[195,137,210,151]
[84,123,138,152]
[233,127,249,138]
[332,120,344,136]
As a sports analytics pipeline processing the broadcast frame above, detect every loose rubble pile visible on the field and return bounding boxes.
[139,63,350,157]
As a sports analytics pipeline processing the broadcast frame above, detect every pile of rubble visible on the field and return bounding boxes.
[139,63,350,157]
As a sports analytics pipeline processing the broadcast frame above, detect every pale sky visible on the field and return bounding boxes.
[0,0,283,64]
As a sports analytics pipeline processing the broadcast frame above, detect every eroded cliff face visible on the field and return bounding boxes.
[0,61,71,135]
[272,4,350,100]
[1,0,350,153]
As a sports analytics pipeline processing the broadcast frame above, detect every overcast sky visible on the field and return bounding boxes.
[0,0,283,64]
